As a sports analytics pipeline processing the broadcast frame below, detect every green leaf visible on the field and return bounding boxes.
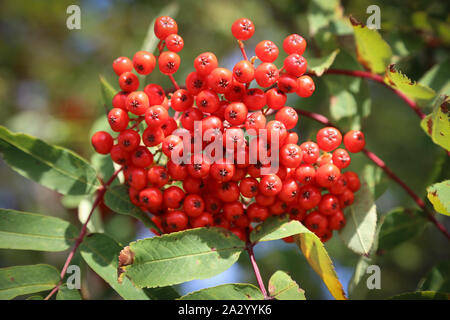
[78,197,104,234]
[119,227,245,288]
[250,215,311,243]
[308,49,339,77]
[426,180,450,216]
[79,233,150,300]
[104,184,158,231]
[0,209,78,252]
[0,264,59,300]
[307,0,343,36]
[418,261,450,293]
[421,95,450,151]
[56,284,82,300]
[351,17,392,74]
[0,126,100,196]
[362,164,389,200]
[268,271,306,300]
[387,291,449,300]
[347,255,372,299]
[385,64,436,105]
[26,295,44,300]
[91,153,119,186]
[294,233,347,300]
[378,208,428,250]
[144,286,180,300]
[339,172,378,255]
[419,59,450,95]
[99,75,117,109]
[179,284,263,300]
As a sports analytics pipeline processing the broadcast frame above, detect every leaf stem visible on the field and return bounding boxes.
[246,241,270,299]
[295,108,450,240]
[44,167,124,300]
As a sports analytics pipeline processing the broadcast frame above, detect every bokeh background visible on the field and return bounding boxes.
[0,0,449,299]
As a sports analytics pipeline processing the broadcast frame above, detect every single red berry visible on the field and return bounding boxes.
[163,186,185,209]
[181,107,203,131]
[162,134,182,157]
[278,178,299,203]
[288,204,307,221]
[254,62,279,87]
[194,52,219,77]
[224,80,246,102]
[147,165,169,188]
[277,74,298,93]
[338,188,355,208]
[224,102,248,126]
[144,83,165,106]
[139,187,163,208]
[284,54,307,77]
[196,89,220,113]
[127,167,148,191]
[184,194,205,217]
[163,210,188,233]
[131,146,154,168]
[204,194,222,215]
[296,75,315,98]
[210,159,235,182]
[329,174,348,195]
[167,160,188,180]
[158,51,180,75]
[231,18,255,41]
[233,60,255,83]
[304,211,328,237]
[133,51,156,75]
[295,165,315,184]
[245,111,266,135]
[185,71,207,96]
[265,88,287,110]
[230,227,247,241]
[259,174,283,196]
[108,108,129,132]
[343,171,361,192]
[283,34,307,55]
[110,144,130,165]
[275,106,298,130]
[239,177,259,198]
[328,210,346,230]
[126,91,149,115]
[216,181,240,203]
[112,91,128,110]
[280,143,303,168]
[190,212,214,228]
[165,34,184,52]
[332,148,351,169]
[343,130,366,153]
[285,132,299,145]
[316,127,342,152]
[298,184,322,210]
[187,155,211,179]
[255,40,279,62]
[170,89,193,112]
[118,71,139,92]
[243,88,267,111]
[201,115,223,142]
[118,129,141,152]
[208,67,233,94]
[270,200,288,216]
[318,194,340,216]
[255,193,276,207]
[315,163,341,188]
[234,215,250,228]
[183,176,204,194]
[91,131,113,154]
[145,105,169,128]
[223,201,244,222]
[112,56,133,76]
[299,141,320,164]
[154,16,178,40]
[265,120,287,145]
[247,203,269,222]
[161,117,178,137]
[223,127,245,151]
[142,126,165,147]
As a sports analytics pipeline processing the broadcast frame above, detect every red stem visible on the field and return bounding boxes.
[168,74,180,91]
[321,69,426,119]
[295,108,450,240]
[246,242,270,299]
[238,40,249,61]
[44,167,124,300]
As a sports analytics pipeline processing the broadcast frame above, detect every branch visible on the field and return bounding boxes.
[316,68,426,120]
[246,241,270,299]
[295,108,450,240]
[44,167,124,300]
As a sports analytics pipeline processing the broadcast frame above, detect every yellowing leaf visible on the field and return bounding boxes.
[427,180,450,216]
[421,95,450,151]
[294,233,347,300]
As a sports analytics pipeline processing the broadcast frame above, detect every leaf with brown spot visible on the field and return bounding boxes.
[421,95,450,151]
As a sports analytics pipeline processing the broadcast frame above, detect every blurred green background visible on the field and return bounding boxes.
[0,0,449,299]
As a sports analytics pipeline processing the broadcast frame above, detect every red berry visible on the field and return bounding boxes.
[278,178,299,203]
[145,105,169,128]
[194,52,219,77]
[216,181,240,203]
[277,74,298,93]
[332,148,351,169]
[243,88,267,111]
[316,127,342,152]
[284,54,307,77]
[112,91,128,110]
[224,81,246,102]
[196,89,220,113]
[304,211,328,237]
[233,60,255,83]
[186,71,207,96]
[108,108,129,132]
[112,56,133,76]
[163,210,188,233]
[181,108,203,131]
[315,163,341,188]
[247,203,269,222]
[210,159,235,182]
[190,212,214,228]
[119,71,139,92]
[154,16,178,40]
[224,102,248,126]
[343,130,366,153]
[343,171,361,192]
[144,83,165,106]
[91,131,113,155]
[208,68,233,93]
[231,18,255,41]
[318,194,340,216]
[265,120,287,145]
[255,40,279,62]
[187,155,211,179]
[140,187,163,208]
[165,34,184,52]
[296,75,315,98]
[239,177,259,198]
[133,51,156,75]
[265,88,287,110]
[118,129,141,152]
[338,188,355,208]
[259,174,283,196]
[254,62,279,88]
[131,146,154,168]
[184,194,205,217]
[298,185,321,210]
[147,165,169,188]
[328,210,346,230]
[171,89,193,112]
[328,174,348,195]
[283,34,307,55]
[163,186,185,209]
[126,91,149,115]
[167,160,188,180]
[275,106,298,130]
[223,201,244,221]
[280,143,303,168]
[245,111,266,135]
[300,141,320,164]
[295,164,316,185]
[110,144,130,165]
[142,127,165,147]
[158,51,180,75]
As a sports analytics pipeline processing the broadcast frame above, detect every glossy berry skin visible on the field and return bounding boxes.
[288,204,306,221]
[133,51,156,75]
[343,171,361,192]
[210,160,235,182]
[139,187,163,208]
[225,81,246,102]
[239,177,259,198]
[184,194,205,217]
[216,182,240,203]
[142,127,165,147]
[158,51,180,74]
[113,57,133,76]
[223,201,244,221]
[344,130,366,153]
[283,34,307,55]
[245,112,266,135]
[108,108,129,132]
[255,62,279,88]
[298,185,322,210]
[259,174,283,196]
[131,146,153,168]
[299,141,320,164]
[145,105,169,128]
[315,163,341,188]
[247,203,269,222]
[233,60,255,83]
[265,88,287,110]
[126,91,149,115]
[231,18,255,40]
[171,89,193,112]
[255,40,279,62]
[147,165,169,188]
[118,129,141,152]
[91,131,113,154]
[163,186,185,209]
[230,227,247,241]
[110,144,130,165]
[163,210,188,233]
[318,194,340,216]
[112,91,128,110]
[128,167,147,191]
[304,211,328,237]
[275,106,298,130]
[295,164,316,184]
[332,148,351,169]
[339,188,355,208]
[194,52,218,77]
[328,210,346,230]
[224,102,248,126]
[296,75,315,98]
[144,84,165,106]
[329,175,348,195]
[255,193,275,207]
[190,212,214,228]
[119,71,139,92]
[187,155,211,179]
[277,74,298,93]
[208,68,233,93]
[244,88,267,111]
[165,34,184,52]
[194,89,219,114]
[167,160,188,180]
[154,16,178,40]
[223,127,245,150]
[284,54,307,77]
[316,127,342,152]
[280,144,303,168]
[265,120,287,145]
[278,178,299,203]
[181,108,203,131]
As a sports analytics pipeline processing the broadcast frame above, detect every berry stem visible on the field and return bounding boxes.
[315,68,426,119]
[295,108,450,240]
[44,167,124,300]
[238,40,249,61]
[168,74,180,91]
[246,241,270,299]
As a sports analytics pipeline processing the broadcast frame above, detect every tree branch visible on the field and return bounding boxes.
[246,241,270,299]
[295,108,450,240]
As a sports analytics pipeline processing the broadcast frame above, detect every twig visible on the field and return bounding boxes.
[246,241,270,299]
[295,108,450,240]
[238,40,249,61]
[44,167,124,300]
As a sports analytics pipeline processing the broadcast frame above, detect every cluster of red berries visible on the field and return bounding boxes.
[91,16,366,243]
